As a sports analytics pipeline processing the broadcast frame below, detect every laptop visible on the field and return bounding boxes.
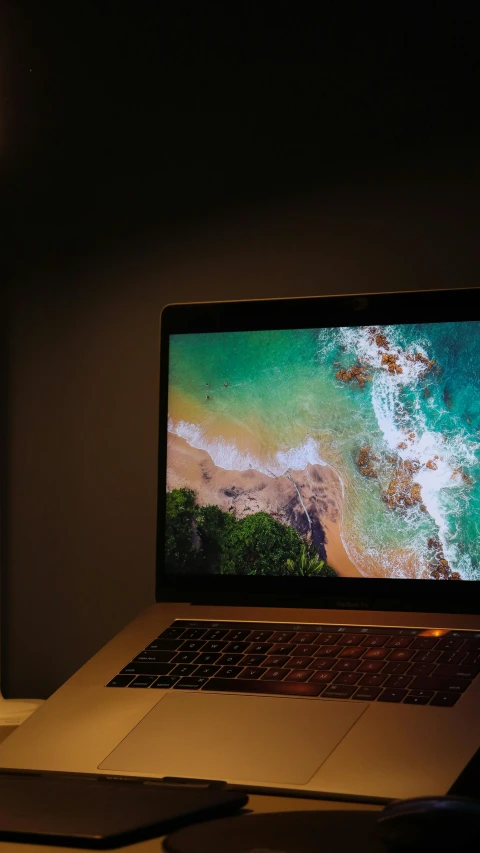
[1,288,479,803]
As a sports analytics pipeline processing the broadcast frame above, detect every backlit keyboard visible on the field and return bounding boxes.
[106,620,480,707]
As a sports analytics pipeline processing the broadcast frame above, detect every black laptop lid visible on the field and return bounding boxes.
[156,289,480,613]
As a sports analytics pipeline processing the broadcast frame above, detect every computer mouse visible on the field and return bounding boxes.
[377,795,480,851]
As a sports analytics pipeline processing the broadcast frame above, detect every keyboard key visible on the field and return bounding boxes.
[121,663,174,676]
[270,644,296,655]
[407,689,434,700]
[182,629,207,640]
[171,664,198,677]
[404,694,430,705]
[411,676,471,693]
[202,641,227,652]
[226,630,251,641]
[106,675,134,687]
[157,628,185,639]
[314,646,339,658]
[337,634,365,646]
[134,652,175,663]
[338,647,364,659]
[359,674,387,687]
[145,639,182,651]
[293,633,318,645]
[385,636,414,648]
[378,688,407,703]
[224,642,250,654]
[284,670,312,682]
[309,658,335,671]
[289,657,314,669]
[218,654,243,666]
[203,629,228,640]
[247,630,274,642]
[217,666,243,678]
[171,652,199,664]
[241,667,267,679]
[321,684,357,699]
[129,676,158,688]
[180,640,205,652]
[316,633,341,645]
[436,638,464,651]
[265,655,290,668]
[150,676,180,688]
[261,668,290,681]
[384,675,414,689]
[173,677,208,690]
[241,655,267,666]
[462,652,480,666]
[408,663,436,676]
[247,643,273,655]
[353,686,382,701]
[437,651,468,665]
[430,692,461,707]
[202,678,323,696]
[383,661,411,675]
[435,664,479,679]
[357,660,385,673]
[362,648,389,660]
[333,660,359,672]
[412,650,441,663]
[388,649,415,661]
[195,652,221,665]
[294,644,318,656]
[309,671,336,684]
[361,635,388,647]
[411,637,438,649]
[195,665,221,677]
[461,639,480,651]
[270,632,296,643]
[334,672,362,685]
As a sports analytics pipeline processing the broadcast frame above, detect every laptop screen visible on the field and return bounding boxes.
[165,321,480,582]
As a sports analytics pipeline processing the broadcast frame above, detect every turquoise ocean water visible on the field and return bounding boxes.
[168,323,480,580]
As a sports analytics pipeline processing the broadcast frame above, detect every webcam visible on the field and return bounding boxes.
[352,296,368,311]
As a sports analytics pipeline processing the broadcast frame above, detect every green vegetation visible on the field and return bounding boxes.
[286,544,337,577]
[165,488,338,576]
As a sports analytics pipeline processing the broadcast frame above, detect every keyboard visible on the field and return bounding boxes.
[106,620,480,707]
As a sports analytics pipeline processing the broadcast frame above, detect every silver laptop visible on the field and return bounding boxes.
[1,288,479,803]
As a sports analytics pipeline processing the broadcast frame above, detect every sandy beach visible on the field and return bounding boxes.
[166,431,363,578]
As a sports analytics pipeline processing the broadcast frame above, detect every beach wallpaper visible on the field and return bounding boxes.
[165,323,480,580]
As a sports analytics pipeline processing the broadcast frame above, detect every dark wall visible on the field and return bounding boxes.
[2,4,479,697]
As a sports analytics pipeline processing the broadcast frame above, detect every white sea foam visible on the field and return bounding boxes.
[168,418,328,477]
[335,325,479,578]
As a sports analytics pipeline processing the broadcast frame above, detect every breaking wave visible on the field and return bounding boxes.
[168,418,329,477]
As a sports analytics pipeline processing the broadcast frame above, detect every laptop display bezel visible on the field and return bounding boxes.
[156,288,480,614]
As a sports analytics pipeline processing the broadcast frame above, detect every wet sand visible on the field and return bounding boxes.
[322,515,365,578]
[167,432,363,578]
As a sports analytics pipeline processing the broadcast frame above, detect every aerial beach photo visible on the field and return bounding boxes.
[165,323,480,580]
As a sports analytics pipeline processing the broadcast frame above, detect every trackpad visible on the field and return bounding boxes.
[99,692,366,785]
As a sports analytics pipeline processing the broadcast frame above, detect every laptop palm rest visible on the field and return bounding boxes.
[99,692,367,785]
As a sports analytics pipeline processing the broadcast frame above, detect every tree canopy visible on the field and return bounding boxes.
[164,488,338,577]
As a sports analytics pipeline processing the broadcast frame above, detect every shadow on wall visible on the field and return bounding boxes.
[4,181,478,698]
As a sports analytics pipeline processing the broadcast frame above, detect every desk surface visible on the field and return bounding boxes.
[0,792,381,853]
